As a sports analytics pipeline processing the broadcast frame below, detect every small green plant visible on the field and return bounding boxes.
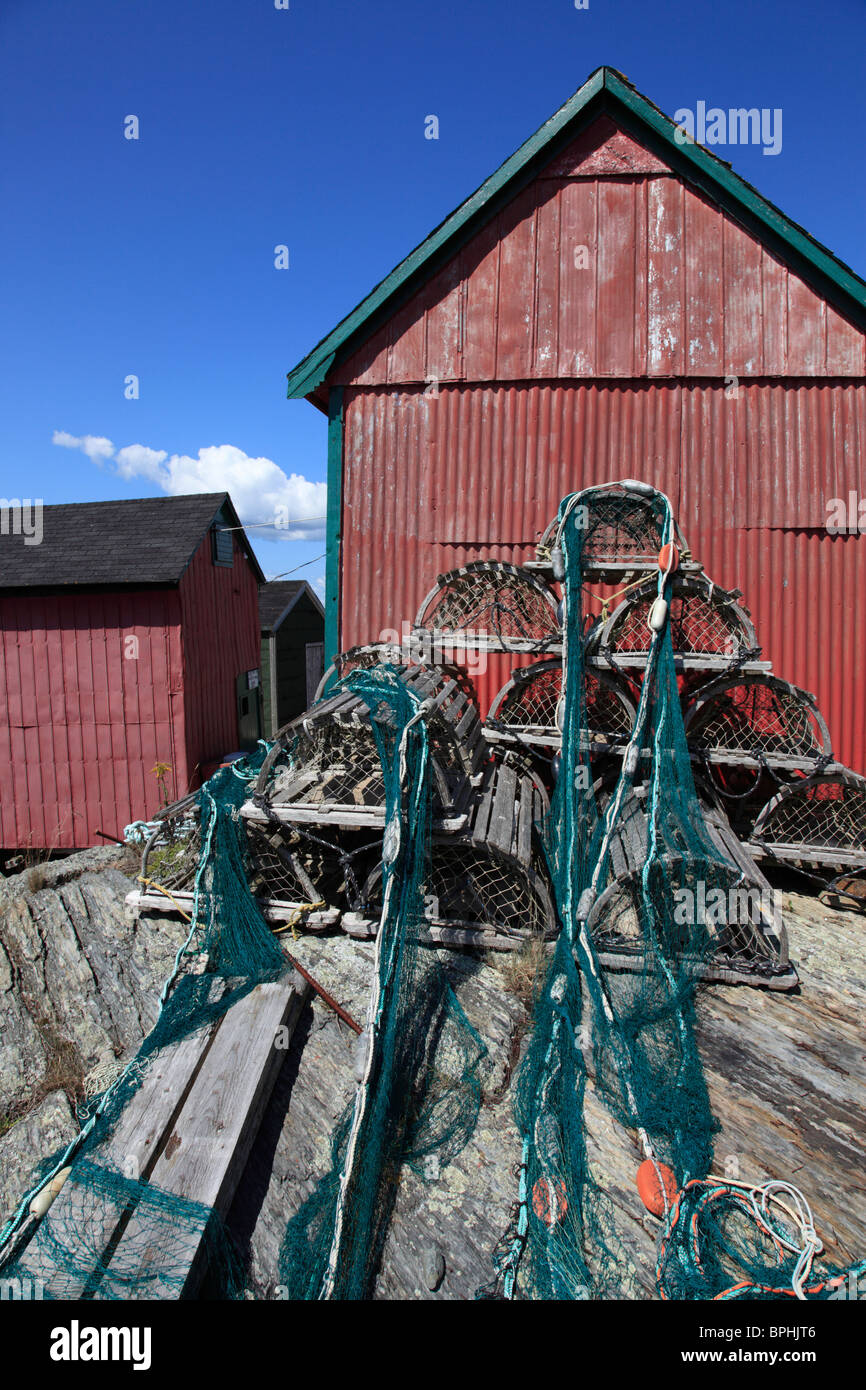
[151,761,173,810]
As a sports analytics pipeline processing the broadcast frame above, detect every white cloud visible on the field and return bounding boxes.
[52,433,326,541]
[52,430,115,463]
[114,444,168,483]
[313,574,326,597]
[158,445,326,541]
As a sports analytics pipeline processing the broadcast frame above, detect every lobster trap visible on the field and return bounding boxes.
[245,663,487,833]
[485,659,636,754]
[127,793,341,928]
[533,481,692,581]
[748,771,866,870]
[585,784,797,991]
[348,836,558,951]
[684,674,834,772]
[413,561,561,653]
[588,573,767,675]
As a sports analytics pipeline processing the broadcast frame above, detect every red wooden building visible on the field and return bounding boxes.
[0,493,264,851]
[287,67,866,772]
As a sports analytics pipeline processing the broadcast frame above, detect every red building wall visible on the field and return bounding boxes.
[327,117,866,771]
[177,528,262,778]
[0,528,261,850]
[0,589,186,849]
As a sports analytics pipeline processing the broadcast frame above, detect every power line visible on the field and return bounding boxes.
[217,515,327,532]
[266,552,327,581]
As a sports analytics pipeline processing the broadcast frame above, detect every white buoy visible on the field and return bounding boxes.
[648,597,669,633]
[353,1028,371,1084]
[29,1167,72,1219]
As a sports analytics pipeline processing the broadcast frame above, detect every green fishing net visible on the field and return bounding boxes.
[485,485,866,1302]
[0,750,286,1299]
[278,665,485,1300]
[3,491,864,1304]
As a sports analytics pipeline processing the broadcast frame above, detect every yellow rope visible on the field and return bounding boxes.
[136,875,193,921]
[583,574,649,622]
[270,900,327,940]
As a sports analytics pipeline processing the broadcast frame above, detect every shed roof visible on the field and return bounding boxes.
[0,492,266,590]
[259,579,325,632]
[286,66,866,407]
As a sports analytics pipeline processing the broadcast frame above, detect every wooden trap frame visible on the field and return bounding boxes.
[126,793,341,929]
[584,786,798,991]
[531,483,693,581]
[485,658,637,754]
[747,770,866,871]
[413,560,561,653]
[588,573,768,675]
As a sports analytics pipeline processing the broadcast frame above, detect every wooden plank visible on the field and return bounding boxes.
[127,890,339,929]
[608,828,629,883]
[470,783,495,849]
[618,796,648,874]
[488,763,518,855]
[454,703,481,743]
[15,990,227,1298]
[101,974,309,1299]
[516,777,533,866]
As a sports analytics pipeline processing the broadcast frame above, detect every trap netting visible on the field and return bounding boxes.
[487,484,865,1301]
[278,665,486,1300]
[0,751,289,1299]
[414,561,560,651]
[594,574,759,665]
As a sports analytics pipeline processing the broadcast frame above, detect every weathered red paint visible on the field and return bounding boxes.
[335,121,865,387]
[336,381,866,771]
[326,114,866,772]
[0,530,261,850]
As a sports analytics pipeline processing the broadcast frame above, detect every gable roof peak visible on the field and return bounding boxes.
[286,66,866,406]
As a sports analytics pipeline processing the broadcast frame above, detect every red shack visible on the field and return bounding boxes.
[287,67,866,772]
[0,492,264,851]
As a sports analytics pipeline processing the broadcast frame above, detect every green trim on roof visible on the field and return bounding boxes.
[323,386,344,675]
[285,67,866,402]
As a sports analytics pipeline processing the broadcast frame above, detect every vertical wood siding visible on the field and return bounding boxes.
[0,589,185,849]
[177,532,261,778]
[333,119,865,387]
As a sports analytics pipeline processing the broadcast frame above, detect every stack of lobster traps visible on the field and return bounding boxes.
[128,481,866,985]
[236,649,557,951]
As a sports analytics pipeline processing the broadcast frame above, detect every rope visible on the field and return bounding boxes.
[583,573,650,622]
[136,876,193,921]
[320,682,430,1299]
[269,900,327,939]
[657,1176,831,1301]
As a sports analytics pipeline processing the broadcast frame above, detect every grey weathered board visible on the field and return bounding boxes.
[126,888,340,929]
[17,972,308,1299]
[468,762,545,867]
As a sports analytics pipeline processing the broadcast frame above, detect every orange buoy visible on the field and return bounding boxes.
[658,542,679,574]
[532,1177,568,1227]
[636,1159,678,1217]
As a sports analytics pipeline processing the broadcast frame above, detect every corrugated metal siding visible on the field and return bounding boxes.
[338,382,866,771]
[0,590,185,849]
[178,532,261,774]
[688,525,866,776]
[334,119,865,387]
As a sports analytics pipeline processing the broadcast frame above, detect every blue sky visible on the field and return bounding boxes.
[1,0,864,590]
